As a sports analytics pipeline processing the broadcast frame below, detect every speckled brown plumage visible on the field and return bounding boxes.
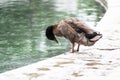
[46,18,102,53]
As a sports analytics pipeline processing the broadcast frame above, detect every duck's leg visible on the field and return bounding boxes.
[71,42,75,53]
[77,43,80,52]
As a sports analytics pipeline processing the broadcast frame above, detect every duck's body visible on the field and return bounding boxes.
[46,18,102,53]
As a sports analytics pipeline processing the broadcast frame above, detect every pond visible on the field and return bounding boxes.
[0,0,105,73]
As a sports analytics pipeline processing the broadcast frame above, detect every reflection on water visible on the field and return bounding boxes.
[0,0,105,73]
[54,0,78,14]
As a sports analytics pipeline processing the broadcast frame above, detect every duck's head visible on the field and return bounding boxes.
[46,25,58,43]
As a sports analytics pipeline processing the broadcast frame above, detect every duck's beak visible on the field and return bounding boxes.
[54,38,58,43]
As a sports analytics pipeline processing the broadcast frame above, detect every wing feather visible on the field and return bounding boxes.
[63,18,95,34]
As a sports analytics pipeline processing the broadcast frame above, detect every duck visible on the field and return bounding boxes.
[46,18,102,53]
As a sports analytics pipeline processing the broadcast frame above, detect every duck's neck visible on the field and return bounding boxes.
[53,24,63,36]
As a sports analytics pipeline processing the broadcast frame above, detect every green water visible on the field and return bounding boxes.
[0,0,105,73]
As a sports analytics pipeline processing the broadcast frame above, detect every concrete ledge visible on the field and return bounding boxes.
[0,49,120,80]
[0,50,120,80]
[0,0,120,80]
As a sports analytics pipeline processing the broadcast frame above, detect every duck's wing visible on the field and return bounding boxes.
[63,18,102,41]
[63,18,95,34]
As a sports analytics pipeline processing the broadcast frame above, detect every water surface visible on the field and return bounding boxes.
[0,0,105,73]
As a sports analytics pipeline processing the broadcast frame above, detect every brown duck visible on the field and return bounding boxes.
[46,18,102,53]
